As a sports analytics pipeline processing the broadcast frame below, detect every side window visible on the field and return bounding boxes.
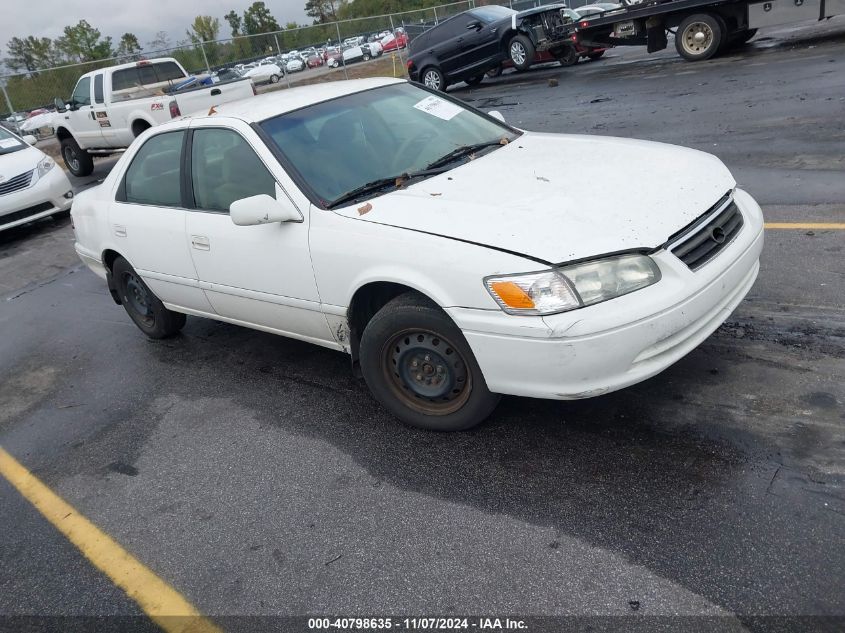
[191,128,276,212]
[94,74,104,104]
[71,77,92,107]
[154,62,186,83]
[122,131,185,207]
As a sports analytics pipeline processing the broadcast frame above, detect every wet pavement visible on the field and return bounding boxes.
[1,20,843,633]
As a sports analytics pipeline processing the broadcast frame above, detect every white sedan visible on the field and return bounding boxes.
[285,58,305,72]
[71,78,763,431]
[1,127,73,231]
[242,63,283,84]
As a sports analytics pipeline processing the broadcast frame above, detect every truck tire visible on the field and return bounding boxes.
[508,34,535,71]
[675,13,724,61]
[60,137,94,177]
[555,45,579,67]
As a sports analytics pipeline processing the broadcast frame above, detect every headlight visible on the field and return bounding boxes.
[485,254,661,316]
[36,156,55,179]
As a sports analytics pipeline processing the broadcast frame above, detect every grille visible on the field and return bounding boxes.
[670,196,744,270]
[0,169,34,196]
[0,202,54,226]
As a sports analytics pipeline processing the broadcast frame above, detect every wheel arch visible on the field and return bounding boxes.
[101,248,125,304]
[55,126,72,143]
[131,118,153,138]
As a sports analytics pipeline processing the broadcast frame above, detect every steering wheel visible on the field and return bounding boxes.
[392,130,436,172]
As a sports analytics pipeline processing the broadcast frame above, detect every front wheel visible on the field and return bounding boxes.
[359,293,500,431]
[363,53,371,61]
[270,74,280,83]
[60,137,94,177]
[675,13,724,61]
[508,34,535,71]
[113,257,186,339]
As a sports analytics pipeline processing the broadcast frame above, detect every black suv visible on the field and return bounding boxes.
[407,4,578,91]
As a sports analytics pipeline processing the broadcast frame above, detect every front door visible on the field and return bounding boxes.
[184,125,334,345]
[63,76,104,148]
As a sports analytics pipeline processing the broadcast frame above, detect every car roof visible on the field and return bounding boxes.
[196,77,406,123]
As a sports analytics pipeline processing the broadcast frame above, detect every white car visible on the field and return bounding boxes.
[243,63,283,84]
[342,46,368,64]
[1,127,73,231]
[71,78,763,431]
[285,58,305,72]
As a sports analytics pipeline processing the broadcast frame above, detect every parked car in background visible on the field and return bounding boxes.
[211,68,243,83]
[286,58,306,73]
[2,113,26,135]
[306,53,324,68]
[71,77,763,432]
[1,126,73,232]
[341,45,370,65]
[407,5,579,90]
[53,57,255,176]
[243,63,284,85]
[326,49,344,67]
[380,31,409,52]
[361,41,384,58]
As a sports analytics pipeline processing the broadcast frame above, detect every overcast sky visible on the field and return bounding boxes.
[3,0,311,55]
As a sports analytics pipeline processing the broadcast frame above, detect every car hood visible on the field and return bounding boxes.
[0,144,43,173]
[335,132,736,264]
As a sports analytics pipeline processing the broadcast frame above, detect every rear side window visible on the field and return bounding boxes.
[94,74,104,104]
[112,62,186,91]
[122,131,185,207]
[190,128,276,212]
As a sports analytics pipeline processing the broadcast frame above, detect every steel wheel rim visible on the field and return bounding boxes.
[682,22,713,54]
[122,271,154,328]
[423,70,441,90]
[63,146,80,172]
[511,41,527,65]
[382,329,472,416]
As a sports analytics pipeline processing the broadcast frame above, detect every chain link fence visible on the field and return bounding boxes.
[0,0,570,133]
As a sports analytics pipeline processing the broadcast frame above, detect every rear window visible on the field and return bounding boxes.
[112,62,186,91]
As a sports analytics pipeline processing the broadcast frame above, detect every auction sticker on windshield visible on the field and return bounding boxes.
[413,95,463,121]
[0,138,23,149]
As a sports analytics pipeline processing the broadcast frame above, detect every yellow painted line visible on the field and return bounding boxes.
[764,223,845,230]
[0,446,223,633]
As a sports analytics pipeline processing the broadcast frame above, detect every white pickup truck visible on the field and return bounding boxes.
[54,58,255,176]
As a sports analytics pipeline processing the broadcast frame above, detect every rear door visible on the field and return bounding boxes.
[427,20,466,77]
[108,129,214,313]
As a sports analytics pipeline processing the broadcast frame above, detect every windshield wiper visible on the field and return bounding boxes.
[326,167,450,209]
[425,140,506,170]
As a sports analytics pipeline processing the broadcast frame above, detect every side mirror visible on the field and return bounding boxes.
[22,135,37,146]
[466,20,482,30]
[488,110,505,123]
[54,97,68,112]
[230,192,302,226]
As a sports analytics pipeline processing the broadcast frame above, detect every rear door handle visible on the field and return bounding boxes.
[191,235,210,251]
[113,224,127,237]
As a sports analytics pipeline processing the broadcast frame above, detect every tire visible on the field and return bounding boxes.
[270,74,280,83]
[60,137,94,177]
[587,50,605,61]
[675,13,724,61]
[508,34,535,71]
[112,256,186,339]
[725,27,758,49]
[486,65,503,78]
[421,66,446,92]
[359,293,500,431]
[363,53,371,61]
[556,45,579,67]
[465,74,484,86]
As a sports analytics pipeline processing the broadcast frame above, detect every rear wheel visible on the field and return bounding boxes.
[112,257,186,339]
[270,74,280,83]
[363,53,371,61]
[421,66,446,92]
[359,293,500,431]
[486,65,503,78]
[675,13,724,61]
[465,74,484,86]
[555,45,579,67]
[508,34,536,71]
[60,137,94,177]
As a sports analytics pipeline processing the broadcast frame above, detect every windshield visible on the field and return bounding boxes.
[260,83,519,207]
[0,126,27,155]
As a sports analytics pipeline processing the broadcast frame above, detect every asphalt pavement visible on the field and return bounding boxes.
[1,19,843,633]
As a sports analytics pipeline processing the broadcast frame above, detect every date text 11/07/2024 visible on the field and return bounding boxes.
[307,617,528,630]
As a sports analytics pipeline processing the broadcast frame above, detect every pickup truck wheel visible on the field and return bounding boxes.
[508,35,535,71]
[60,137,94,177]
[421,66,446,92]
[556,45,579,67]
[112,257,186,339]
[359,293,500,431]
[270,74,280,83]
[676,13,724,61]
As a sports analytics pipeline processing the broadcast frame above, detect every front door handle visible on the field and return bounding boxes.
[113,224,127,237]
[191,235,210,251]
